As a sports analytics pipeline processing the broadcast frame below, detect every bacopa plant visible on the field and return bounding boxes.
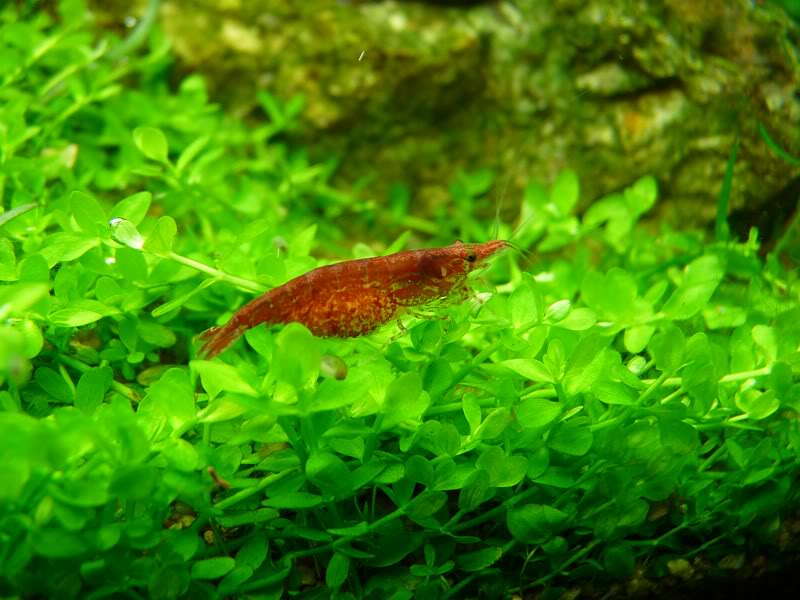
[1,3,799,600]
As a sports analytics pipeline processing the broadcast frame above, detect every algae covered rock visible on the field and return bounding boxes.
[97,0,800,231]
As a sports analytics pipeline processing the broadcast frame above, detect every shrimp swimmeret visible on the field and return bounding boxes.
[197,240,509,358]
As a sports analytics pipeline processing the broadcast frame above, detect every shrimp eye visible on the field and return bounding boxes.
[466,253,477,263]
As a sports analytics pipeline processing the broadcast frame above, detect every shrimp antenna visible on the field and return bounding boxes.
[492,176,506,241]
[492,145,521,242]
[509,212,537,242]
[505,238,537,268]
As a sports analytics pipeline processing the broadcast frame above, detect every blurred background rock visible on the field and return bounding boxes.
[91,0,800,238]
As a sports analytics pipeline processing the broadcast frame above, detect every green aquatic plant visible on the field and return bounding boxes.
[2,3,800,600]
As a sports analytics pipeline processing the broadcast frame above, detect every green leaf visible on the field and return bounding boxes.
[475,446,504,484]
[109,217,145,250]
[751,325,777,364]
[0,202,38,230]
[495,455,528,487]
[623,325,655,353]
[39,233,98,266]
[198,396,248,423]
[507,504,569,543]
[557,307,596,331]
[548,422,593,456]
[31,527,87,558]
[0,237,16,281]
[581,268,637,321]
[457,546,503,572]
[405,491,447,519]
[502,359,554,383]
[680,333,717,413]
[115,246,148,280]
[142,216,177,256]
[149,564,190,600]
[110,191,152,226]
[272,323,320,391]
[658,418,699,455]
[462,393,481,434]
[134,127,169,163]
[218,566,254,596]
[176,136,211,173]
[190,557,235,580]
[141,368,195,430]
[381,372,427,430]
[257,449,301,471]
[624,175,658,216]
[306,452,354,499]
[526,447,550,480]
[110,465,159,501]
[1,461,31,503]
[70,191,106,235]
[434,423,461,456]
[563,338,611,396]
[592,381,635,406]
[328,522,370,537]
[0,283,48,320]
[95,276,122,304]
[216,509,279,528]
[516,398,562,429]
[75,366,113,414]
[472,407,511,441]
[662,255,724,320]
[236,535,268,571]
[152,278,217,317]
[18,253,49,284]
[510,273,541,328]
[161,439,199,472]
[550,169,579,215]
[326,553,350,589]
[545,299,571,323]
[604,543,635,578]
[735,389,779,420]
[191,360,257,399]
[648,325,686,374]
[35,367,73,402]
[263,492,323,509]
[759,122,800,166]
[49,307,106,327]
[714,138,739,241]
[405,455,434,489]
[458,469,490,511]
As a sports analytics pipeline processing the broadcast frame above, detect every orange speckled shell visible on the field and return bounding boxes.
[198,240,508,357]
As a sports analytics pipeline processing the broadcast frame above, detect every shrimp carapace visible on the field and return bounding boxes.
[197,240,509,358]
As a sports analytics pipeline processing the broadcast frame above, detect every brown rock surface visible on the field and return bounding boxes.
[94,0,800,232]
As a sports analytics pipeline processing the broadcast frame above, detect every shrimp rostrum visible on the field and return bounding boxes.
[197,240,509,358]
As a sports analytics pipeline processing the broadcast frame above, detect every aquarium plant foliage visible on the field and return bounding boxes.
[1,3,799,599]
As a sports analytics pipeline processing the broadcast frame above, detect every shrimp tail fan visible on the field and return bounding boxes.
[197,318,248,359]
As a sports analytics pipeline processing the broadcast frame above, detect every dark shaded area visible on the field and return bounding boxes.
[729,174,800,253]
[629,562,800,600]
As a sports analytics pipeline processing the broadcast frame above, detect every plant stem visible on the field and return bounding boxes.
[54,352,140,403]
[443,338,504,397]
[451,486,538,534]
[167,251,266,294]
[504,540,600,597]
[362,413,384,463]
[643,366,771,389]
[213,467,299,511]
[0,202,39,228]
[280,507,407,562]
[238,565,292,593]
[278,416,308,463]
[636,372,668,407]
